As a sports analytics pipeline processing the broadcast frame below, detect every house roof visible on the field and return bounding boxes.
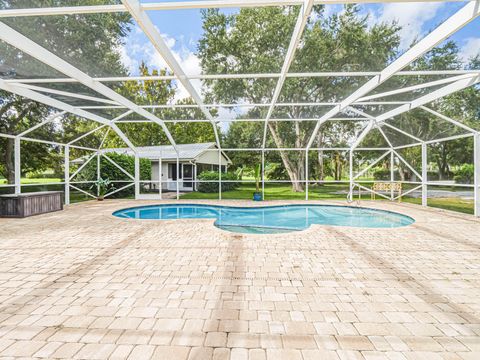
[91,143,232,164]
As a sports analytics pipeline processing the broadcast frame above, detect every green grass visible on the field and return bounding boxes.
[181,183,378,201]
[0,178,62,185]
[403,197,474,215]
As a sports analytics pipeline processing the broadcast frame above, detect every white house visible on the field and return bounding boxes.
[97,143,231,192]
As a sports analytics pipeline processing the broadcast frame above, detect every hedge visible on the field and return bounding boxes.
[372,168,390,180]
[454,164,474,184]
[78,153,151,198]
[197,171,239,193]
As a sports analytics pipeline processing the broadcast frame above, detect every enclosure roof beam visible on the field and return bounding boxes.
[0,79,137,151]
[0,21,176,152]
[76,101,411,110]
[350,120,376,150]
[351,75,480,149]
[347,107,394,149]
[7,70,479,84]
[15,83,120,106]
[357,73,479,102]
[0,0,467,17]
[419,106,478,134]
[121,0,221,150]
[261,0,315,148]
[348,105,422,142]
[306,0,480,150]
[382,123,423,143]
[376,75,480,125]
[69,110,134,145]
[115,117,369,123]
[17,111,66,137]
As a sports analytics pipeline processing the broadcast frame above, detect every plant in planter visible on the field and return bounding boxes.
[92,178,113,201]
[253,164,262,201]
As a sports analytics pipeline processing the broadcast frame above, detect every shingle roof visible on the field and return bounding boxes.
[99,143,219,161]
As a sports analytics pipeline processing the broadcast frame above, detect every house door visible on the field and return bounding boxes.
[182,164,193,190]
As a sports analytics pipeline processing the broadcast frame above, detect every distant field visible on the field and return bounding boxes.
[0,178,62,185]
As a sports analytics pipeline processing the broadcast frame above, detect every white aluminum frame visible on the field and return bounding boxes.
[0,0,479,215]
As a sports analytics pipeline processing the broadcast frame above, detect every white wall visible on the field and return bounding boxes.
[197,150,230,166]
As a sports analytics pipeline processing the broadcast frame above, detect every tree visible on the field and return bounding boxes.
[0,0,131,186]
[364,44,480,180]
[198,5,400,191]
[110,63,218,148]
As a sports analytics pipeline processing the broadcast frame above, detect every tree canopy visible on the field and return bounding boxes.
[198,5,480,188]
[0,0,131,184]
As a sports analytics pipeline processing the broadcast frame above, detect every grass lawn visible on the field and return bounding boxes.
[403,197,474,215]
[181,183,380,201]
[0,178,62,185]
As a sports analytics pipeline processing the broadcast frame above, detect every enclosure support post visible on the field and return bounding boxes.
[64,145,70,205]
[390,150,394,200]
[349,150,353,202]
[14,137,21,194]
[97,152,101,197]
[474,133,480,217]
[261,150,265,200]
[421,143,427,207]
[134,154,140,200]
[176,155,179,200]
[218,149,222,200]
[194,163,197,192]
[305,150,309,200]
[159,156,162,200]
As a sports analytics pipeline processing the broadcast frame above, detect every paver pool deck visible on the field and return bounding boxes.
[0,199,479,359]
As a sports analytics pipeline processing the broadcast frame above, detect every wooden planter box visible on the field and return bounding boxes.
[0,191,64,218]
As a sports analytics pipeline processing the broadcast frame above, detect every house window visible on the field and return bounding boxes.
[168,163,182,180]
[197,163,210,175]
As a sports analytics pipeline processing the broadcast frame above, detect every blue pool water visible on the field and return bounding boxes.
[112,204,414,234]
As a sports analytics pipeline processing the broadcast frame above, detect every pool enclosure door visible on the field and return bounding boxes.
[136,157,163,200]
[182,164,194,191]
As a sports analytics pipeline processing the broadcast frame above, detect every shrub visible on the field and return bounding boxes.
[372,168,390,180]
[264,162,288,180]
[454,164,474,184]
[197,171,239,193]
[78,152,151,198]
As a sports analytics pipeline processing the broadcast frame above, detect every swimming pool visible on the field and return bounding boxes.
[112,204,414,234]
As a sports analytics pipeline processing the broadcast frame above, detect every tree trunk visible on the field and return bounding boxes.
[398,163,406,181]
[267,122,305,192]
[4,137,15,184]
[316,131,324,182]
[437,145,449,180]
[334,152,342,181]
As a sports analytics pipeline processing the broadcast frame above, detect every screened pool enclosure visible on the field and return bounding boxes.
[0,0,479,215]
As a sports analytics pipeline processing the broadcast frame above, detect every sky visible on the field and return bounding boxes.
[121,1,480,76]
[118,1,480,127]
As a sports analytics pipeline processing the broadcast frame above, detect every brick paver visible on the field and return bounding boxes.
[0,199,479,359]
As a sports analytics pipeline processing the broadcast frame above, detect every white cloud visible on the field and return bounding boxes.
[119,26,203,101]
[460,37,480,63]
[370,2,445,50]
